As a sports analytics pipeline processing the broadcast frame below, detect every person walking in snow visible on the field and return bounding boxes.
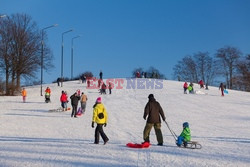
[108,82,113,94]
[219,83,224,96]
[143,94,166,146]
[21,88,27,103]
[80,92,88,113]
[60,91,68,111]
[176,122,191,147]
[70,92,80,118]
[101,83,106,94]
[92,97,109,144]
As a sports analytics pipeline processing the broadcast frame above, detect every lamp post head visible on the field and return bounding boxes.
[63,29,74,35]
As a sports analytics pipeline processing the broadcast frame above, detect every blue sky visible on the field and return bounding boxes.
[1,0,250,83]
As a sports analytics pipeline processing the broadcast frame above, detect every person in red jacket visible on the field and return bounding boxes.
[199,80,204,88]
[219,83,224,96]
[183,82,188,94]
[60,91,68,111]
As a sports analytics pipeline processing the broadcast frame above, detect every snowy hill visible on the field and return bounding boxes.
[0,79,250,167]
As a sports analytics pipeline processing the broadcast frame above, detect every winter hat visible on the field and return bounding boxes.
[96,97,102,103]
[148,94,154,99]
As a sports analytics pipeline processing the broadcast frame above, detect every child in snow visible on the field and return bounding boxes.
[21,88,27,103]
[183,82,188,94]
[176,122,191,147]
[45,87,51,103]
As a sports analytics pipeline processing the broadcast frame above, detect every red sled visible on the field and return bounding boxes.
[126,142,150,148]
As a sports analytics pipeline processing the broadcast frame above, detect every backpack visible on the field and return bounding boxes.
[98,112,104,119]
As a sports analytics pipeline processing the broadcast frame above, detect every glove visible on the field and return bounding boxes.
[104,123,107,127]
[91,122,94,128]
[143,116,146,120]
[163,117,166,122]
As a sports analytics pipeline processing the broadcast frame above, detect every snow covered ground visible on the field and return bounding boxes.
[0,79,250,167]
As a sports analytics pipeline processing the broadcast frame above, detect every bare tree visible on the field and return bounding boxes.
[0,13,54,95]
[216,46,241,89]
[194,52,216,85]
[234,54,250,91]
[0,16,13,95]
[173,56,198,83]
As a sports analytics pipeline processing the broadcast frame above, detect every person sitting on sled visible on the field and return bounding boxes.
[176,122,191,147]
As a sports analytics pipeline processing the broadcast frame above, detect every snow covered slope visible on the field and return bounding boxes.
[0,79,250,167]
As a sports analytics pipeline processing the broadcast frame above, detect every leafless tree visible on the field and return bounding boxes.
[194,52,216,85]
[0,13,54,95]
[173,56,198,83]
[216,46,241,89]
[234,55,250,91]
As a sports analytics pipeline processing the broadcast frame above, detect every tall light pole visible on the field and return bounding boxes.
[41,24,58,96]
[71,35,81,80]
[61,29,73,87]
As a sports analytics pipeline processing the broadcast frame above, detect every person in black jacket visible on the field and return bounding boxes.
[70,92,80,118]
[143,94,166,146]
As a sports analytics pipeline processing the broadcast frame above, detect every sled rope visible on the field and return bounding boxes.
[164,121,178,141]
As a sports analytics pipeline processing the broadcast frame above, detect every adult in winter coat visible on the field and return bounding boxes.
[176,122,191,147]
[92,97,109,144]
[219,83,224,96]
[21,88,27,103]
[80,92,88,113]
[60,91,68,111]
[70,92,80,117]
[143,94,166,146]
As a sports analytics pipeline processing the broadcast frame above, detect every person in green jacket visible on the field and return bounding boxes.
[176,122,191,147]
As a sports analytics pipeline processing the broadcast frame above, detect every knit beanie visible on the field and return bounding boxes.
[96,97,102,103]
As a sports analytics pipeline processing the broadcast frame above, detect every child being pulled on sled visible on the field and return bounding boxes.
[176,122,191,147]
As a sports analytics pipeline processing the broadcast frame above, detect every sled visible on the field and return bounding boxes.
[76,107,83,116]
[178,141,202,149]
[126,142,150,148]
[224,89,228,94]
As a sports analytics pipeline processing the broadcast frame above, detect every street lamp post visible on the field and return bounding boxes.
[71,35,81,80]
[61,29,73,87]
[41,24,58,96]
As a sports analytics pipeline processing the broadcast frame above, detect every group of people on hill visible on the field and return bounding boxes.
[183,80,227,96]
[183,80,209,94]
[135,71,159,79]
[60,90,88,117]
[20,84,191,146]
